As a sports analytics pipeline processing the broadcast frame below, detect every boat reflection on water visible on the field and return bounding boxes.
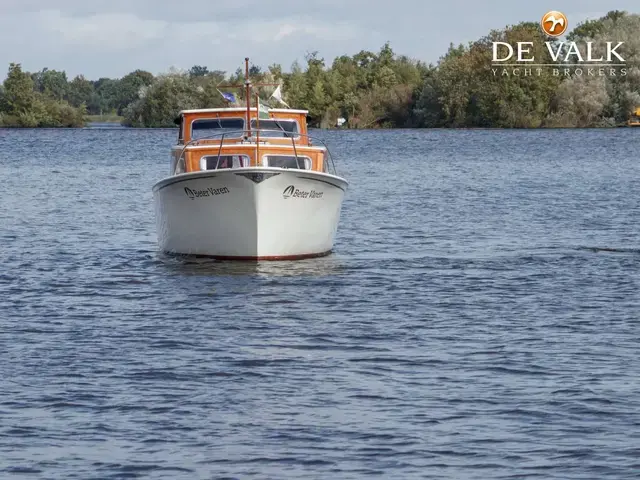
[157,252,348,278]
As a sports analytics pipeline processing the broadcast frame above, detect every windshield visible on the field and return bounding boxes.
[263,155,311,170]
[250,119,298,138]
[201,155,250,170]
[191,118,244,140]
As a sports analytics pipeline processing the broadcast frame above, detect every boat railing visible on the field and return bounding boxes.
[179,129,338,175]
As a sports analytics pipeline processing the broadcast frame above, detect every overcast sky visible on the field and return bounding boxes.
[0,1,637,80]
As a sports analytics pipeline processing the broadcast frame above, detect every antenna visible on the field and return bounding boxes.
[215,57,283,139]
[245,57,251,138]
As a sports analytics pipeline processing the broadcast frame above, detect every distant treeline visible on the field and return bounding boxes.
[0,10,638,129]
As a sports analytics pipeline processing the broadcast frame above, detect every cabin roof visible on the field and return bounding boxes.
[178,107,309,115]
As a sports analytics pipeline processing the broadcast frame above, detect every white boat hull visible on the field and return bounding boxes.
[152,168,348,259]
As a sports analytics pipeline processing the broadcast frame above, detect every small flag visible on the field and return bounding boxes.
[270,85,290,108]
[220,91,236,103]
[257,98,270,119]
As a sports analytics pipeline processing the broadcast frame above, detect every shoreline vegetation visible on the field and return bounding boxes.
[85,114,124,124]
[1,10,639,130]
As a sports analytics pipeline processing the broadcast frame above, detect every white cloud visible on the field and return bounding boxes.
[567,11,609,29]
[35,10,168,50]
[240,18,360,43]
[0,1,638,80]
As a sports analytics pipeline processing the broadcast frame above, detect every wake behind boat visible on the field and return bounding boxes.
[152,58,349,260]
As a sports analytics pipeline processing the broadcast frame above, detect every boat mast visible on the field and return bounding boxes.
[216,57,280,138]
[245,57,251,138]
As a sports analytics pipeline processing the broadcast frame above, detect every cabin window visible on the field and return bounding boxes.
[200,155,250,170]
[250,119,299,138]
[262,155,311,170]
[191,117,245,140]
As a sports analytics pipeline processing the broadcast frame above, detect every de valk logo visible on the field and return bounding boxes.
[491,10,627,78]
[540,11,568,37]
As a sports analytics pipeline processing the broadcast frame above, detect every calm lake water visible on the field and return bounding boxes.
[1,127,639,479]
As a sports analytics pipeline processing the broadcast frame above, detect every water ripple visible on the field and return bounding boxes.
[0,128,639,479]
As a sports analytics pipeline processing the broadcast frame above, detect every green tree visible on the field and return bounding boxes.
[2,63,45,126]
[116,70,154,115]
[189,65,209,77]
[93,77,120,114]
[268,63,283,79]
[567,10,627,41]
[554,11,639,126]
[413,22,563,128]
[123,72,200,127]
[67,75,94,108]
[1,63,85,127]
[32,68,69,101]
[413,67,444,127]
[0,85,5,112]
[282,61,308,112]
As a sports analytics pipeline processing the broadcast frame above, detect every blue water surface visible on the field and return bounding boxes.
[0,127,639,479]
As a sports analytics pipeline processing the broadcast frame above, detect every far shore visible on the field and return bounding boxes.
[2,123,637,130]
[86,115,124,123]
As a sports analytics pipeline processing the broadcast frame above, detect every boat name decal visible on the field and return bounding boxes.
[282,185,323,199]
[184,186,230,199]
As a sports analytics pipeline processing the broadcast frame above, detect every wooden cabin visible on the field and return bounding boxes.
[170,107,331,175]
